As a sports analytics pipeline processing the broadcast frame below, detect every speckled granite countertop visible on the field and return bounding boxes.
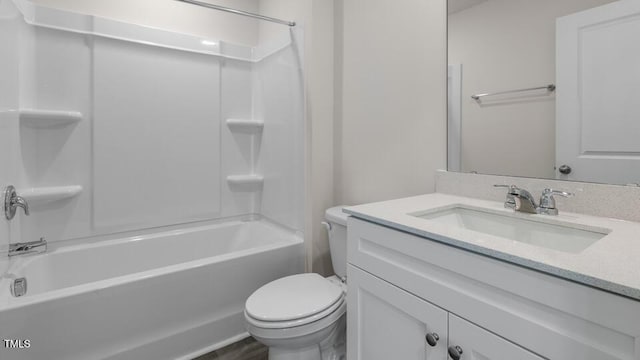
[344,193,640,301]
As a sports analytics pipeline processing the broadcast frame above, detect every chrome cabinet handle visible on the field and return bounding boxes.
[448,345,463,360]
[425,332,439,347]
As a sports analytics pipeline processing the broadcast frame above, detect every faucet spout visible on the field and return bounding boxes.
[9,237,47,257]
[494,184,537,214]
[511,188,538,214]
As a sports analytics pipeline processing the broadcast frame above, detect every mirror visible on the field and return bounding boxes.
[447,0,640,186]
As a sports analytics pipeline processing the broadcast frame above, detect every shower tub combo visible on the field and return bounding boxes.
[0,0,306,358]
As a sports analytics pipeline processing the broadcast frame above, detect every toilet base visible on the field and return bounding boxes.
[264,315,346,360]
[268,345,321,360]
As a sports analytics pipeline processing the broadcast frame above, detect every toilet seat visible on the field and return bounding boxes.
[245,300,346,340]
[245,273,345,330]
[246,293,345,329]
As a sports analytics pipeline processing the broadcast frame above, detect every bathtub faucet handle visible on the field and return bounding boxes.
[4,185,29,220]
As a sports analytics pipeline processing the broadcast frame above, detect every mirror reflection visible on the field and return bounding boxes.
[447,0,640,186]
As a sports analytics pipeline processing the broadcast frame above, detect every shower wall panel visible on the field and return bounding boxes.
[93,38,222,232]
[255,33,305,232]
[0,0,22,264]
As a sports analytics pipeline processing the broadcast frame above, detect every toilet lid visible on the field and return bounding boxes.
[245,273,344,322]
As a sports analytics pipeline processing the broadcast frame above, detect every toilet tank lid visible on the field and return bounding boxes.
[325,206,350,226]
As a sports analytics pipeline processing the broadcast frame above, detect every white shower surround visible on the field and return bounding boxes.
[0,0,305,356]
[0,0,305,248]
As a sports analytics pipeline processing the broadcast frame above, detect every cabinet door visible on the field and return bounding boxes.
[447,314,544,360]
[347,265,448,360]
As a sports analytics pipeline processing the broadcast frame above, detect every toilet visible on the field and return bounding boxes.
[244,206,349,360]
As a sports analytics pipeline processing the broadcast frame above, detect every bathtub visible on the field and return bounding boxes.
[0,219,304,360]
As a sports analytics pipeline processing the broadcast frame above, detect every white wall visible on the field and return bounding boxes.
[448,0,615,178]
[30,0,260,46]
[337,0,447,204]
[263,0,448,276]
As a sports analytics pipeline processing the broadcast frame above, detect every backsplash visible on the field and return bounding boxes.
[435,170,640,223]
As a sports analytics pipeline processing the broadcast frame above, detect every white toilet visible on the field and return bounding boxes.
[244,206,349,360]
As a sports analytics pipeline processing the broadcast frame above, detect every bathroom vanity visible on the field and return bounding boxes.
[345,193,640,360]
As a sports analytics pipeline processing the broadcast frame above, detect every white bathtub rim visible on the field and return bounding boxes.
[2,218,259,274]
[30,213,269,253]
[1,216,296,278]
[48,217,283,254]
[0,231,302,311]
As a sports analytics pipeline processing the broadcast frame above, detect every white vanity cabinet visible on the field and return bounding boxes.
[348,265,544,360]
[347,217,640,360]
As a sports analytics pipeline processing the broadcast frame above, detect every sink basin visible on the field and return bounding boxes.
[412,206,609,253]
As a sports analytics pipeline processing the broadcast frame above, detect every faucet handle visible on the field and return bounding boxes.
[494,184,517,209]
[4,185,29,220]
[538,188,574,215]
[542,188,574,198]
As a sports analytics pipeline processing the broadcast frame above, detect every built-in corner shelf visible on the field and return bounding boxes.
[226,175,264,191]
[19,186,83,206]
[19,109,83,127]
[226,118,264,133]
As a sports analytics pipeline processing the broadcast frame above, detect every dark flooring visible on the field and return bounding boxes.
[193,337,268,360]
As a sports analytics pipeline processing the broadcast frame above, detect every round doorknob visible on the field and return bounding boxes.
[425,332,439,347]
[558,165,572,175]
[448,345,464,360]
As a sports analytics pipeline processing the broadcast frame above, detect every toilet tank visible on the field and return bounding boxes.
[324,206,349,278]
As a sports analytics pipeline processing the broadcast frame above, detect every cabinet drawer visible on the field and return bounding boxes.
[448,314,544,360]
[348,217,640,360]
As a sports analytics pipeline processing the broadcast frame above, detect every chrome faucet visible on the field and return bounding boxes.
[494,185,538,214]
[4,185,29,220]
[9,237,47,257]
[494,185,573,215]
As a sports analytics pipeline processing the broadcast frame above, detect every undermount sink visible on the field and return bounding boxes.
[412,206,609,253]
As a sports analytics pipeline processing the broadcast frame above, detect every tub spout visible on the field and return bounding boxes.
[9,237,47,257]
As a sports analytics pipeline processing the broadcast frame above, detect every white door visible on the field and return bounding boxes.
[347,265,448,360]
[447,314,544,360]
[556,0,640,184]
